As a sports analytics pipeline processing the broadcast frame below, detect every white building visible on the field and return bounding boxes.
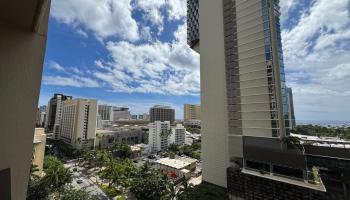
[170,124,186,146]
[36,105,47,127]
[59,99,97,149]
[154,156,198,179]
[148,121,171,152]
[139,113,150,120]
[98,104,114,121]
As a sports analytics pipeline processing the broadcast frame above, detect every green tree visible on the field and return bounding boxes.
[42,156,73,193]
[99,159,124,187]
[113,141,132,159]
[168,143,179,153]
[61,186,95,200]
[130,163,168,200]
[27,165,49,200]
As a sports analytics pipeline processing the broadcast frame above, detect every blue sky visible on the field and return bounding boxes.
[39,0,350,121]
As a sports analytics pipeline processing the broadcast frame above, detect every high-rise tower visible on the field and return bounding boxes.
[45,93,72,139]
[188,0,325,195]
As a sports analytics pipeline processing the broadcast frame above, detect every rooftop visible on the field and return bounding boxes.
[155,156,197,169]
[291,133,350,148]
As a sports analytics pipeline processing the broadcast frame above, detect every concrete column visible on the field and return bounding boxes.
[0,1,51,199]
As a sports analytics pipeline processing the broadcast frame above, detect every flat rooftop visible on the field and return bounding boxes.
[291,133,350,148]
[155,157,197,169]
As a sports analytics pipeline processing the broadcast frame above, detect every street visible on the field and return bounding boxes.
[64,161,109,200]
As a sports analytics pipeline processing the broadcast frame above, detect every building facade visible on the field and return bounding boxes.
[188,0,320,195]
[184,104,201,121]
[0,1,51,198]
[287,87,296,129]
[138,113,150,121]
[95,127,146,149]
[45,93,72,139]
[113,107,131,121]
[150,105,175,124]
[148,121,171,152]
[98,104,113,121]
[36,105,47,127]
[170,124,186,146]
[59,99,97,149]
[32,128,46,177]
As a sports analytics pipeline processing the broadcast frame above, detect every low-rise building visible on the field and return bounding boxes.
[32,128,46,177]
[138,113,150,121]
[183,119,201,128]
[95,125,147,149]
[154,156,198,179]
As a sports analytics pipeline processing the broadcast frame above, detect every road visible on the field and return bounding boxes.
[64,161,109,200]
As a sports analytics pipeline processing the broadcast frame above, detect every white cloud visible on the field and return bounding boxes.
[76,29,88,38]
[279,0,299,24]
[51,0,139,41]
[49,61,65,72]
[135,0,166,34]
[166,0,187,21]
[42,75,100,88]
[93,22,200,95]
[281,0,350,120]
[135,0,186,34]
[140,26,153,41]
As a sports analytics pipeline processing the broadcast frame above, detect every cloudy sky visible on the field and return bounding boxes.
[39,0,350,121]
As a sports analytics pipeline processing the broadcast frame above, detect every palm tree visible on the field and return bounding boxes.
[177,179,193,197]
[29,164,40,180]
[42,158,73,193]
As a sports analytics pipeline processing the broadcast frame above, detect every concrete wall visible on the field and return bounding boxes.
[0,1,50,199]
[199,0,230,188]
[33,128,47,177]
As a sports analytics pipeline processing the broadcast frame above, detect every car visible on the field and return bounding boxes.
[148,155,156,159]
[76,180,83,184]
[73,168,78,172]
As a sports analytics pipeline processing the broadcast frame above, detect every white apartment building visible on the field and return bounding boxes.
[59,99,97,149]
[138,113,150,120]
[170,124,186,146]
[36,105,46,127]
[98,104,114,121]
[148,121,171,152]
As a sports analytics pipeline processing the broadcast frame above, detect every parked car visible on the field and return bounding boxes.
[77,180,83,184]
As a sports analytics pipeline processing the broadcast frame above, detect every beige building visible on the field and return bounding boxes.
[0,0,51,199]
[154,157,198,179]
[60,99,97,150]
[187,0,310,191]
[184,104,201,121]
[32,128,46,177]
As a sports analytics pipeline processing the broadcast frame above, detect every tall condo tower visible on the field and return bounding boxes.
[187,0,325,197]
